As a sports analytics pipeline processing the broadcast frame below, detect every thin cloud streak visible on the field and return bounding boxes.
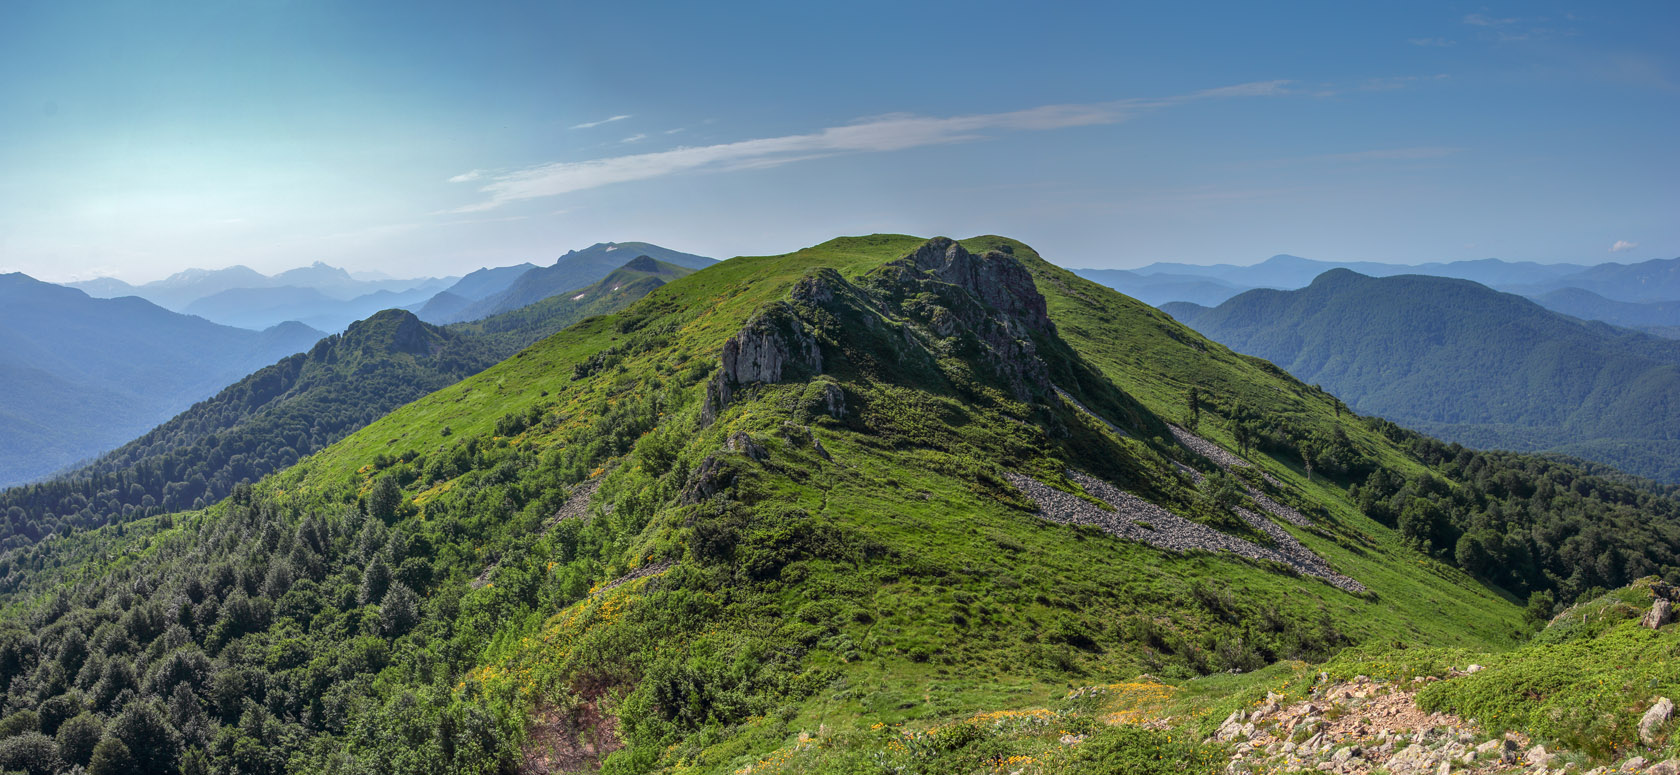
[570,114,632,129]
[449,81,1293,212]
[1611,240,1639,253]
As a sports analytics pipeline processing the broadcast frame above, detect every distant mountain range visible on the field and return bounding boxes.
[1077,253,1680,336]
[0,253,695,526]
[1163,269,1680,482]
[430,241,715,323]
[67,261,457,332]
[1130,254,1594,290]
[414,262,540,322]
[0,273,322,487]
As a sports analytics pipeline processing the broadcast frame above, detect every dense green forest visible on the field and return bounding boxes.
[0,237,1667,773]
[1164,269,1680,482]
[1198,392,1680,606]
[0,259,691,554]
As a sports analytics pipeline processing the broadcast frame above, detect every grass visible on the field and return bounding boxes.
[0,233,1540,773]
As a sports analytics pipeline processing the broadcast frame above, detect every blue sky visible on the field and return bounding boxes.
[0,1,1674,282]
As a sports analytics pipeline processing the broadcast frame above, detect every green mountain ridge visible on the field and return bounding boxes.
[0,257,691,552]
[1163,269,1680,483]
[0,237,1673,774]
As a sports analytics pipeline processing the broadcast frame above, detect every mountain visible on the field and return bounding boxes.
[0,310,501,524]
[414,262,539,323]
[1134,254,1592,291]
[0,256,688,545]
[182,280,452,332]
[442,241,714,322]
[1164,269,1680,482]
[1532,287,1680,335]
[1070,268,1250,306]
[434,262,541,303]
[0,273,322,487]
[448,255,696,349]
[1509,256,1680,303]
[67,261,455,313]
[3,236,1675,773]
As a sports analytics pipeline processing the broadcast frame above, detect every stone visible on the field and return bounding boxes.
[1645,599,1675,630]
[1642,697,1674,745]
[1651,758,1680,775]
[1331,746,1361,765]
[1466,664,1485,673]
[1622,756,1648,770]
[726,431,767,461]
[1526,744,1552,767]
[1436,762,1451,775]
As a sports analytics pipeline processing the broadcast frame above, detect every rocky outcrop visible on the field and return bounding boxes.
[701,303,823,426]
[869,238,1055,401]
[891,237,1051,332]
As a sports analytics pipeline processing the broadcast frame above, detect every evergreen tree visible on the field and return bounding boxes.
[380,583,421,637]
[358,557,392,607]
[368,475,402,523]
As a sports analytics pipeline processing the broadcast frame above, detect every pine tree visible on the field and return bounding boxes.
[380,583,421,636]
[358,557,392,607]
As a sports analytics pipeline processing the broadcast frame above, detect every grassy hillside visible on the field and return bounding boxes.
[1165,269,1680,482]
[1,236,1674,774]
[0,259,686,554]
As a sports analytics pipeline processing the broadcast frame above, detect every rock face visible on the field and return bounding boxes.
[1643,697,1674,745]
[868,237,1056,401]
[702,303,823,426]
[1643,598,1674,630]
[701,238,1064,425]
[890,237,1051,332]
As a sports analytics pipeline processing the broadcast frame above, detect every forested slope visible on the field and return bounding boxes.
[1164,269,1680,482]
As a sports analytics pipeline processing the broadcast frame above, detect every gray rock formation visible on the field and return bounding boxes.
[702,302,822,426]
[1642,696,1674,745]
[1644,597,1674,630]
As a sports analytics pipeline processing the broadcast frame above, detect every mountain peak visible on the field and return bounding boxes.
[621,254,660,273]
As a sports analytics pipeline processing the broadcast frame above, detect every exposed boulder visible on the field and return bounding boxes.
[1643,598,1674,630]
[726,432,768,462]
[1642,696,1674,745]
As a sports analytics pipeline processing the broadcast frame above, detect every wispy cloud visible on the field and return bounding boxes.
[1611,240,1639,253]
[621,133,648,144]
[447,170,486,183]
[570,114,632,130]
[448,81,1293,212]
[1462,13,1518,27]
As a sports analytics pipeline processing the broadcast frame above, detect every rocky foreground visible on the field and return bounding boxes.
[1212,674,1677,775]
